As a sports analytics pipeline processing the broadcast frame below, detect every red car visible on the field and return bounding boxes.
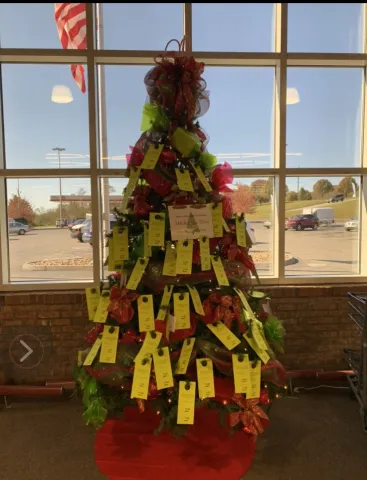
[285,214,319,231]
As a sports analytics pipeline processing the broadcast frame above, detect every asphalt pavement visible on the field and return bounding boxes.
[7,222,359,282]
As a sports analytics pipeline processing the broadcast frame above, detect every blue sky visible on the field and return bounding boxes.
[0,2,364,210]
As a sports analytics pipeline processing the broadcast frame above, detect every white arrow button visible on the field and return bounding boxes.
[19,340,33,363]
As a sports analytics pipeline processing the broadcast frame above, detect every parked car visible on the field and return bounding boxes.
[70,219,90,239]
[68,218,86,231]
[285,214,319,231]
[85,220,118,246]
[76,220,92,242]
[328,193,345,203]
[8,221,31,235]
[263,220,272,229]
[56,218,68,228]
[345,218,359,231]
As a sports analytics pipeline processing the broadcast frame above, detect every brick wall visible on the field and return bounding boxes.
[0,285,364,384]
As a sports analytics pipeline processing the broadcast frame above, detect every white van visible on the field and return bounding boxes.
[302,207,334,226]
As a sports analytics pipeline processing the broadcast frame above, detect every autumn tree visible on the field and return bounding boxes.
[8,194,35,223]
[249,179,269,204]
[338,177,357,198]
[312,179,333,199]
[227,184,257,215]
[298,187,312,201]
[286,191,298,202]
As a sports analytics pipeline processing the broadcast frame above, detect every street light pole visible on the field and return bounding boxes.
[53,147,65,227]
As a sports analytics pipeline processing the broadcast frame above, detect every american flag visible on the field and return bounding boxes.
[54,3,87,93]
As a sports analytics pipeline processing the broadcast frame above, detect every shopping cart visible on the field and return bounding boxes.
[344,293,367,433]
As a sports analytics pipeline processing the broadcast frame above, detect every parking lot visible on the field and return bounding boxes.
[7,221,359,282]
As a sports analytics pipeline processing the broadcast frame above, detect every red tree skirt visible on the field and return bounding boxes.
[94,407,257,480]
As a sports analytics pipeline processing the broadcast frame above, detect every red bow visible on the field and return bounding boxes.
[229,394,269,437]
[108,286,138,324]
[202,293,245,332]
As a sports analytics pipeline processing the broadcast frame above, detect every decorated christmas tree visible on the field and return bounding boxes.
[76,39,286,439]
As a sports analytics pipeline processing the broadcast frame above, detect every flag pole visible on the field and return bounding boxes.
[96,3,110,267]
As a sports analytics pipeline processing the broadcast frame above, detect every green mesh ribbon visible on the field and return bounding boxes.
[199,152,217,170]
[263,315,285,353]
[141,103,170,132]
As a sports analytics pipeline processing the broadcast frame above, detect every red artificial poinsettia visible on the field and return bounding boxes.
[108,286,139,324]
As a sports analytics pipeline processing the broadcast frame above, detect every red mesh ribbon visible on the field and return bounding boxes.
[211,163,234,193]
[130,185,154,217]
[202,293,245,332]
[145,38,209,127]
[108,286,139,324]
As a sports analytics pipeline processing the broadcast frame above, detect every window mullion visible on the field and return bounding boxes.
[86,3,101,286]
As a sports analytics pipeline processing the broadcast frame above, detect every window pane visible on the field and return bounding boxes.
[102,3,183,50]
[286,68,362,169]
[101,177,128,279]
[102,66,274,170]
[6,178,92,282]
[284,176,360,277]
[102,66,151,169]
[192,3,275,52]
[0,3,87,49]
[288,3,364,53]
[200,67,274,169]
[237,176,274,276]
[1,64,89,169]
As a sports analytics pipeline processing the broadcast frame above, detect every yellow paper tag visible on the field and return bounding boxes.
[175,168,194,192]
[175,337,195,374]
[108,238,116,271]
[243,332,270,364]
[85,287,100,321]
[93,291,110,323]
[211,256,230,286]
[126,258,149,291]
[196,358,215,400]
[222,218,230,232]
[162,242,177,276]
[113,226,129,262]
[148,212,166,247]
[177,381,196,425]
[235,216,247,248]
[99,326,119,364]
[134,331,162,364]
[131,356,152,400]
[233,287,250,311]
[171,127,201,157]
[153,346,174,390]
[190,161,212,192]
[232,354,250,394]
[143,224,152,257]
[83,337,102,366]
[199,236,211,271]
[174,292,191,330]
[252,321,268,351]
[137,295,155,332]
[211,203,223,238]
[157,285,173,321]
[141,144,164,170]
[176,240,193,275]
[121,167,141,212]
[247,361,261,399]
[186,284,204,315]
[207,321,241,350]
